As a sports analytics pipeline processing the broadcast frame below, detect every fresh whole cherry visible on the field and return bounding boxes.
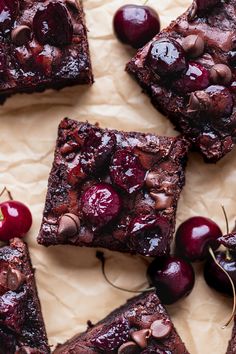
[147,38,187,77]
[175,216,222,262]
[147,255,195,304]
[33,2,73,47]
[113,4,160,49]
[81,183,122,228]
[204,250,236,296]
[0,200,32,242]
[173,62,210,93]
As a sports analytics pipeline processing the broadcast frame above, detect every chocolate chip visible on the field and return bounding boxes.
[210,64,232,85]
[7,267,25,291]
[58,213,80,238]
[131,329,151,349]
[118,341,140,354]
[11,25,31,46]
[187,90,211,113]
[182,35,204,58]
[150,192,173,210]
[145,172,160,189]
[150,319,172,339]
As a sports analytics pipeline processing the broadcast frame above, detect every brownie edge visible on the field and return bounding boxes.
[53,291,189,354]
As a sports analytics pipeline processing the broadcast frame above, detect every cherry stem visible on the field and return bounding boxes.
[221,205,229,234]
[0,187,13,201]
[208,247,236,328]
[96,251,155,294]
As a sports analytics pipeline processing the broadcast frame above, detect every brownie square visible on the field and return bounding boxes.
[0,238,50,354]
[37,118,189,257]
[127,0,236,162]
[227,320,236,354]
[0,0,93,102]
[53,291,189,353]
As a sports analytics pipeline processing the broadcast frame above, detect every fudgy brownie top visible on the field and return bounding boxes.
[0,0,93,99]
[127,0,236,162]
[53,291,189,354]
[0,238,50,354]
[38,118,189,257]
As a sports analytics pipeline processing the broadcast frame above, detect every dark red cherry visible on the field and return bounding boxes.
[204,251,236,296]
[175,216,222,262]
[0,201,32,242]
[173,62,209,93]
[33,2,73,47]
[81,183,122,228]
[91,317,130,351]
[113,4,160,49]
[196,0,221,12]
[147,38,187,77]
[128,214,170,256]
[110,149,146,194]
[205,85,233,118]
[147,256,195,304]
[0,0,19,31]
[81,130,116,174]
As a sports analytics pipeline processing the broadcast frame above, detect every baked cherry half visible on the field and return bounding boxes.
[147,38,187,77]
[173,62,210,93]
[128,214,170,256]
[33,2,73,47]
[147,255,195,304]
[0,200,32,241]
[113,4,160,49]
[175,216,222,262]
[110,149,146,194]
[81,183,122,228]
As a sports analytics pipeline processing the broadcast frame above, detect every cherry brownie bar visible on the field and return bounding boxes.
[127,0,236,162]
[0,0,93,102]
[0,238,50,354]
[37,118,189,257]
[54,291,189,353]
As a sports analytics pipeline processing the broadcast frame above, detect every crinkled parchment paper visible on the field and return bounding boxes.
[0,0,235,353]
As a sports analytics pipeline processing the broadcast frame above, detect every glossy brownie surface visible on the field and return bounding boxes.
[127,0,236,162]
[38,118,189,257]
[0,238,50,354]
[54,291,189,353]
[0,0,93,101]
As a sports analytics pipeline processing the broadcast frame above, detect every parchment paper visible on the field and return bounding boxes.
[0,1,235,353]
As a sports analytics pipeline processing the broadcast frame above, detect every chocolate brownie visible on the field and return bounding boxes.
[218,232,236,250]
[227,320,236,354]
[53,291,189,353]
[0,0,93,102]
[37,118,189,257]
[127,0,236,162]
[0,238,50,354]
